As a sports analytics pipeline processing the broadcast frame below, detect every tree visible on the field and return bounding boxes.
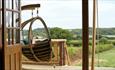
[50,27,73,40]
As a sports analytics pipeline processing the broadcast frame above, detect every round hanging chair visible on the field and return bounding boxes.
[21,16,52,62]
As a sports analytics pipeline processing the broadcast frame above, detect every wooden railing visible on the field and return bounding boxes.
[22,39,71,66]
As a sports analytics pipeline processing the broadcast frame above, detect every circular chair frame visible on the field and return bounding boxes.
[21,16,52,61]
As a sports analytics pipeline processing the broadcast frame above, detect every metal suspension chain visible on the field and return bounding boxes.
[37,8,39,16]
[32,10,33,17]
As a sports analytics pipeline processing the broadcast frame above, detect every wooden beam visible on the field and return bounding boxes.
[21,4,40,10]
[82,0,89,70]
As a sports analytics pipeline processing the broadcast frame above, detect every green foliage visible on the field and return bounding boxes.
[99,37,109,44]
[71,28,115,38]
[95,48,115,67]
[96,44,113,53]
[69,29,82,39]
[23,27,115,40]
[67,46,79,56]
[33,28,47,37]
[67,40,82,47]
[76,35,82,40]
[22,28,48,38]
[89,44,113,54]
[89,40,92,45]
[50,27,73,40]
[108,40,115,45]
[89,28,115,35]
[75,46,115,67]
[112,41,115,46]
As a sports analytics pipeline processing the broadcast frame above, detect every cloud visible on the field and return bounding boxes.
[22,0,115,29]
[21,0,82,29]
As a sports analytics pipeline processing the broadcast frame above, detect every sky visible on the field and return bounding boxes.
[21,0,115,29]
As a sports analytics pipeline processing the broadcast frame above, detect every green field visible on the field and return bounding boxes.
[95,47,115,67]
[73,47,115,67]
[67,39,115,67]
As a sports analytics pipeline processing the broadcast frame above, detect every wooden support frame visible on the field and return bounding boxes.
[1,0,89,70]
[82,0,89,70]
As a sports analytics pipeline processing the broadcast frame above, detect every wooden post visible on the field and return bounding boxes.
[63,41,65,65]
[91,0,97,70]
[59,41,65,66]
[51,39,66,66]
[64,43,71,65]
[82,0,89,70]
[0,0,2,45]
[59,41,62,65]
[2,0,6,70]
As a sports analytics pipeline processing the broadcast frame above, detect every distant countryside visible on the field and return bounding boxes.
[23,27,115,67]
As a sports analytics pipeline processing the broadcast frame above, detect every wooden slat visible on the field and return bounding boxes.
[7,27,20,29]
[16,52,20,70]
[53,45,58,61]
[6,9,20,13]
[4,54,10,70]
[11,54,15,70]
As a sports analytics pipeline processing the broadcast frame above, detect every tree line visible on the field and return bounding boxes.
[22,27,115,40]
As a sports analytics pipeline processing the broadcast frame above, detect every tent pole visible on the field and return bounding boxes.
[91,0,97,70]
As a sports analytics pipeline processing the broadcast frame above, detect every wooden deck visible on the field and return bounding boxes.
[22,64,115,70]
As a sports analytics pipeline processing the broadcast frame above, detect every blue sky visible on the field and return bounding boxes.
[21,0,115,29]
